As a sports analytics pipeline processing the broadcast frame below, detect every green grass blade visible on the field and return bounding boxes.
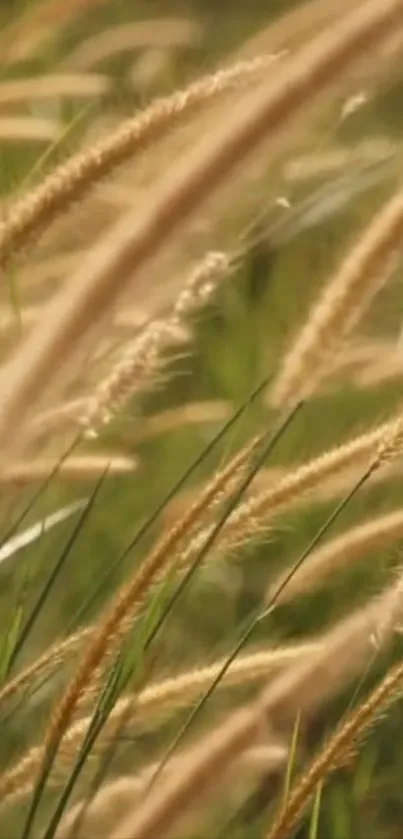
[0,432,80,550]
[146,453,377,794]
[283,711,301,808]
[144,401,304,790]
[309,781,323,839]
[5,470,107,675]
[144,400,304,655]
[67,374,270,630]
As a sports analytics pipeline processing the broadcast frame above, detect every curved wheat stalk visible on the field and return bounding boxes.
[267,656,403,839]
[31,436,261,785]
[80,251,231,435]
[62,641,320,750]
[125,400,231,443]
[3,562,403,819]
[0,117,59,143]
[0,0,402,459]
[270,187,403,409]
[0,74,108,104]
[56,746,287,838]
[0,627,92,713]
[0,0,109,65]
[62,19,202,70]
[0,56,274,267]
[181,420,394,562]
[0,433,256,726]
[110,567,403,839]
[0,454,137,485]
[0,642,312,811]
[268,506,403,604]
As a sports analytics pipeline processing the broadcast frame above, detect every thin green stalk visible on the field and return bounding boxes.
[146,455,377,796]
[144,402,304,792]
[68,374,270,630]
[5,469,107,676]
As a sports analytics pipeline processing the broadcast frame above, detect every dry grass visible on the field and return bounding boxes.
[1,0,403,458]
[0,641,314,812]
[109,569,403,839]
[0,56,273,267]
[3,1,403,838]
[62,18,202,69]
[268,507,403,603]
[80,251,231,435]
[56,745,287,839]
[267,656,403,839]
[181,420,395,560]
[270,188,403,408]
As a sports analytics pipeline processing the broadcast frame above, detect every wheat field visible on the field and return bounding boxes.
[2,1,403,837]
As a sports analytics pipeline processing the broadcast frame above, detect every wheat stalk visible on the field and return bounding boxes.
[62,18,202,70]
[0,56,273,267]
[0,642,312,811]
[180,420,394,562]
[267,657,403,839]
[110,567,403,839]
[0,117,60,143]
[80,251,231,436]
[33,436,261,782]
[0,74,109,104]
[0,0,402,458]
[0,454,137,485]
[61,641,320,751]
[270,188,403,409]
[0,627,92,713]
[56,746,287,839]
[0,0,109,65]
[268,506,403,604]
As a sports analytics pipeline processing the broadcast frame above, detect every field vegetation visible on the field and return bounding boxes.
[1,1,403,836]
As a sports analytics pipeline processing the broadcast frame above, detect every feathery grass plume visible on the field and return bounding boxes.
[252,444,403,515]
[62,19,202,70]
[0,608,140,722]
[0,642,311,812]
[28,399,90,440]
[325,338,392,377]
[375,410,403,467]
[31,437,262,777]
[0,118,60,143]
[0,626,93,713]
[0,418,259,720]
[61,641,320,752]
[2,564,402,820]
[0,56,274,268]
[268,507,403,604]
[0,0,109,64]
[266,657,403,839]
[270,187,403,410]
[0,455,136,485]
[181,420,394,561]
[56,746,287,839]
[123,400,231,444]
[353,348,403,388]
[0,75,109,105]
[110,569,403,839]
[0,0,403,458]
[80,251,231,436]
[109,704,270,839]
